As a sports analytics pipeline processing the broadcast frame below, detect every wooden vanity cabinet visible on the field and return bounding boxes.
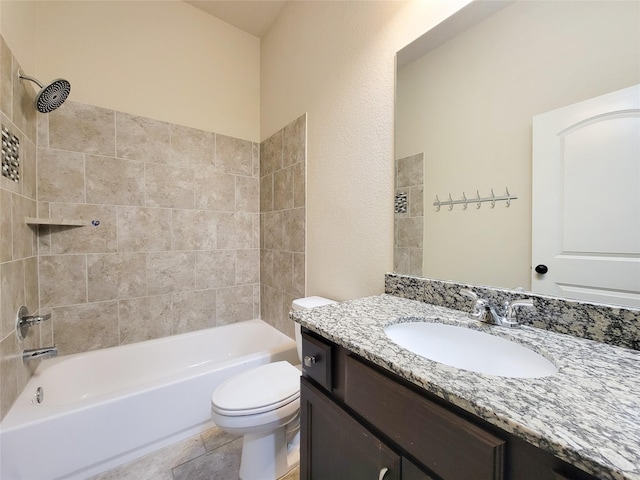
[300,329,600,480]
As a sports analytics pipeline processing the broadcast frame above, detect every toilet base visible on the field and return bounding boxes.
[239,424,300,480]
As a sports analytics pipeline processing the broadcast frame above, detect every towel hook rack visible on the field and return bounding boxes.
[432,187,517,212]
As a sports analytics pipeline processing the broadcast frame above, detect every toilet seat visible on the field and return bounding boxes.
[211,361,301,416]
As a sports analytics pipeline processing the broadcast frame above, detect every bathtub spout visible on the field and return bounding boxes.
[23,346,58,363]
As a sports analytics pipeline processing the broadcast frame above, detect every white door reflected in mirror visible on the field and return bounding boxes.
[532,84,640,308]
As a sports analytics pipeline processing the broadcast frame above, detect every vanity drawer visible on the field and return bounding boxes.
[301,332,333,391]
[344,355,505,480]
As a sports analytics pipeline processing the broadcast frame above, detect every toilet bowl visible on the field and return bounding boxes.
[211,296,336,480]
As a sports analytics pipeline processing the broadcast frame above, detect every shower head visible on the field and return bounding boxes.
[18,70,71,113]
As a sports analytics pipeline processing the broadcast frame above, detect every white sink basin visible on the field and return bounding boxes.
[384,322,557,378]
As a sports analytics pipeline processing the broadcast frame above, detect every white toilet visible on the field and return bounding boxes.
[211,296,336,480]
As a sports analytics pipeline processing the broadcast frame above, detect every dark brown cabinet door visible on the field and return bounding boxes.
[301,377,401,480]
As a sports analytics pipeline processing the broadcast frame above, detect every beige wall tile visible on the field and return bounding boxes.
[397,153,424,188]
[147,251,195,295]
[171,209,216,251]
[396,216,424,249]
[49,204,117,254]
[0,188,12,262]
[39,254,87,308]
[410,185,424,216]
[1,260,25,337]
[85,155,145,206]
[274,250,293,295]
[260,130,282,177]
[119,295,173,344]
[252,142,260,178]
[394,247,409,275]
[52,301,119,355]
[293,161,305,208]
[260,284,282,330]
[0,37,12,118]
[24,255,39,312]
[283,114,306,168]
[236,249,259,285]
[216,285,254,325]
[0,332,19,419]
[49,101,115,156]
[220,212,254,250]
[117,206,171,252]
[116,112,170,163]
[170,124,214,166]
[11,194,36,260]
[283,207,305,253]
[36,111,48,147]
[21,138,36,201]
[195,250,235,290]
[231,212,258,249]
[261,211,283,251]
[280,293,297,338]
[194,169,235,211]
[274,166,293,211]
[87,253,146,302]
[37,148,85,203]
[145,163,194,209]
[260,249,275,288]
[292,253,305,298]
[235,175,259,213]
[259,174,273,213]
[172,290,216,334]
[215,134,253,176]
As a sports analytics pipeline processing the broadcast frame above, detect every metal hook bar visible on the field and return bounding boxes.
[432,189,518,211]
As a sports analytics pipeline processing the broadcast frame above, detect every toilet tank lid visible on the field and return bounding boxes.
[292,296,336,310]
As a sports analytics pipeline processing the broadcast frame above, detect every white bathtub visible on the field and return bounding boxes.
[0,319,298,480]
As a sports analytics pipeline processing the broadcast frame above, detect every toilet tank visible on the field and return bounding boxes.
[292,296,336,361]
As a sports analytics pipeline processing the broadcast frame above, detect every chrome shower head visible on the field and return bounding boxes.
[18,70,71,113]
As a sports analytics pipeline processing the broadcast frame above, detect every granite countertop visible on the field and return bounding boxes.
[291,294,640,480]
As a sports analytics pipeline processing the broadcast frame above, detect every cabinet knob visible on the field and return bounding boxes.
[378,467,389,480]
[303,355,316,367]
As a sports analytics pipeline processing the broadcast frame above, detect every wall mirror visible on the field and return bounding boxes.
[394,0,640,307]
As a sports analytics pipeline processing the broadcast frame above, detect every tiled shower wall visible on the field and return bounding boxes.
[260,115,306,337]
[394,152,423,276]
[0,35,42,420]
[36,100,261,357]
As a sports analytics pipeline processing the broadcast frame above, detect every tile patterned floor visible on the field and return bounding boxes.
[88,425,300,480]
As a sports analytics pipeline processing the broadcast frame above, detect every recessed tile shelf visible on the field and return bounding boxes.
[25,217,87,227]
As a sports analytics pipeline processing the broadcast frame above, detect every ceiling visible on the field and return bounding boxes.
[184,1,287,38]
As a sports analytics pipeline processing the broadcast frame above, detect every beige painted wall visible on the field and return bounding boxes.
[396,1,640,290]
[261,0,471,301]
[0,0,36,74]
[1,0,260,142]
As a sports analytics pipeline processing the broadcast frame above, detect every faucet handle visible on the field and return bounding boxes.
[460,289,478,301]
[460,289,491,321]
[503,298,534,323]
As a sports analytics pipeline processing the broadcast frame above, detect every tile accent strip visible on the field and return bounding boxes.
[1,124,20,182]
[385,273,640,350]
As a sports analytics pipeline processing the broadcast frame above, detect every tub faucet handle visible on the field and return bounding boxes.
[16,305,51,341]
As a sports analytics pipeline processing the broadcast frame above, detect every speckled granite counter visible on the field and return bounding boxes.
[291,294,640,480]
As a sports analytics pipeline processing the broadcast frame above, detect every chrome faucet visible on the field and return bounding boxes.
[460,289,534,328]
[16,305,52,340]
[22,346,58,363]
